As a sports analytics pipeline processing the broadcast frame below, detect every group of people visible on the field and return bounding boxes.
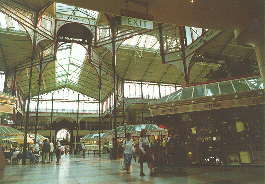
[41,139,62,163]
[16,139,62,164]
[122,129,156,176]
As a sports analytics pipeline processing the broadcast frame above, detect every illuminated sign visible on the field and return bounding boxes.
[121,17,153,29]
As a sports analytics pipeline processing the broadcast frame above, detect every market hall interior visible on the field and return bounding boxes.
[0,0,264,183]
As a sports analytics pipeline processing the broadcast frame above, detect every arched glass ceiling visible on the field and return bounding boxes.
[56,3,99,19]
[30,88,99,113]
[0,12,20,30]
[151,76,263,104]
[121,34,160,51]
[56,43,86,85]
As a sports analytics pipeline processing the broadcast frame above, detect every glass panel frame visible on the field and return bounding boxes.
[193,85,205,98]
[219,81,235,94]
[246,77,264,90]
[205,83,219,96]
[180,87,193,100]
[232,79,251,92]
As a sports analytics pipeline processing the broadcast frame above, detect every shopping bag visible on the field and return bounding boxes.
[120,158,126,170]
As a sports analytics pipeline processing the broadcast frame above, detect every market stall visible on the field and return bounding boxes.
[80,133,111,154]
[0,125,23,150]
[0,125,34,150]
[28,133,48,143]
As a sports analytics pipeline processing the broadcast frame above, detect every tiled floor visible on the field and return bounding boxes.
[1,154,264,184]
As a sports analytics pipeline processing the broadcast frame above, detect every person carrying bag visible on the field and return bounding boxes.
[122,133,135,174]
[138,129,156,176]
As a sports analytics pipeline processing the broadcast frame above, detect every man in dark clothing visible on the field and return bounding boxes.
[42,139,50,163]
[56,140,61,163]
[27,147,38,164]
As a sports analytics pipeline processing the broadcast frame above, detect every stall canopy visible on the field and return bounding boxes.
[149,76,264,116]
[0,125,23,135]
[29,133,48,142]
[109,124,166,135]
[10,135,34,144]
[80,133,107,141]
[0,125,33,144]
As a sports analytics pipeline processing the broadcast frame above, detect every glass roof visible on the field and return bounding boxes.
[56,3,99,19]
[30,88,99,113]
[151,76,263,104]
[56,43,86,85]
[121,34,160,51]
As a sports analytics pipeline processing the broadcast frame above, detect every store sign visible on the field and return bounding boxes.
[191,100,237,112]
[150,105,192,116]
[121,16,153,29]
[237,96,263,106]
[150,96,264,116]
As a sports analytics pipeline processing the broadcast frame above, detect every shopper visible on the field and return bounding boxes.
[27,147,38,164]
[82,144,86,157]
[138,129,156,176]
[12,148,21,164]
[33,142,40,155]
[56,140,61,163]
[49,140,54,163]
[42,139,50,163]
[122,133,135,174]
[167,130,186,171]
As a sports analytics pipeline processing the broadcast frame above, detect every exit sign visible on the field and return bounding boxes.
[121,16,153,29]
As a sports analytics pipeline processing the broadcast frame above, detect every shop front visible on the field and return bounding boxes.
[149,76,264,165]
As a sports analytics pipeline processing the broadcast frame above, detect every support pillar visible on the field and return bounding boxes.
[22,12,38,165]
[111,33,118,160]
[76,93,79,152]
[98,59,102,158]
[35,50,43,143]
[50,93,53,139]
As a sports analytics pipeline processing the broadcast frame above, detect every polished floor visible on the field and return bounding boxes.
[1,153,264,184]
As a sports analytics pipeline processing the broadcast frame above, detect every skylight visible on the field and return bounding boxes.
[0,12,20,30]
[30,88,99,113]
[0,13,6,28]
[122,34,160,50]
[56,43,86,85]
[56,3,99,19]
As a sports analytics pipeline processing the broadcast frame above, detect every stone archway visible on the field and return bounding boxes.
[54,119,75,154]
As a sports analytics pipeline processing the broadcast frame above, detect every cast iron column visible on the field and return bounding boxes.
[112,28,118,160]
[35,50,43,143]
[98,61,101,157]
[23,11,38,165]
[50,93,53,140]
[77,93,79,146]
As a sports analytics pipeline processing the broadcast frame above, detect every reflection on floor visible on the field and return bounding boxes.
[1,154,264,184]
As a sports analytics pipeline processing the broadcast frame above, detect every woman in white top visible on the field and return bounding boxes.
[138,129,155,176]
[123,133,135,174]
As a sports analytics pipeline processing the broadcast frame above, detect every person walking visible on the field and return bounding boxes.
[122,133,135,174]
[42,139,50,163]
[49,140,54,163]
[138,129,156,176]
[56,140,61,163]
[82,144,86,157]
